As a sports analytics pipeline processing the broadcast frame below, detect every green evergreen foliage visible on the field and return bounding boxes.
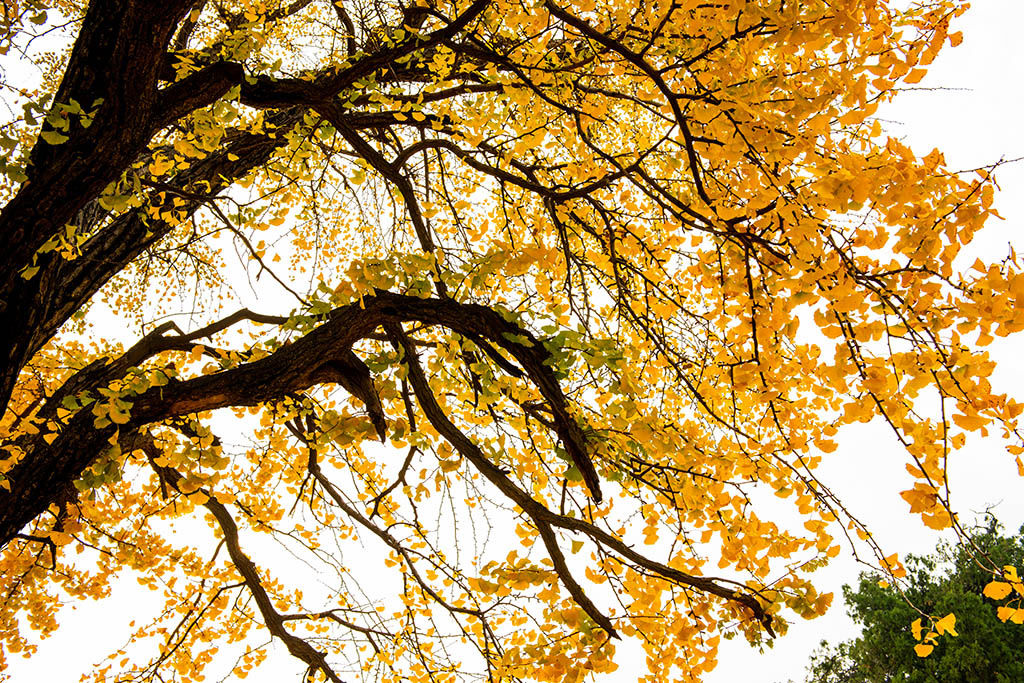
[801,519,1024,683]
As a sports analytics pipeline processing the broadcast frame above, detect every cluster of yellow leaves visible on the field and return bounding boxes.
[911,612,958,658]
[983,565,1024,625]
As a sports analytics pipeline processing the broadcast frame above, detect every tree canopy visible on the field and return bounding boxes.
[1,0,1023,681]
[802,520,1024,683]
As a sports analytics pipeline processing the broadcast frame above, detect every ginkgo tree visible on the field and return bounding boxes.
[1,0,1022,681]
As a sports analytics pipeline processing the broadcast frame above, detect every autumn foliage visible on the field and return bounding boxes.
[0,0,1022,680]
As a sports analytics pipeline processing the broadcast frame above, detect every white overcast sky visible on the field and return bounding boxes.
[7,2,1024,682]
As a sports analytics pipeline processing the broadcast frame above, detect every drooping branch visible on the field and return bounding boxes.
[136,435,347,683]
[386,321,617,639]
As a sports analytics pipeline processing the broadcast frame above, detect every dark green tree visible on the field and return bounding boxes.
[803,520,1024,683]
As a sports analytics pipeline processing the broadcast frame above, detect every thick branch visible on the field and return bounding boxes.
[0,0,215,293]
[543,0,712,206]
[153,61,245,130]
[0,108,303,411]
[0,292,592,548]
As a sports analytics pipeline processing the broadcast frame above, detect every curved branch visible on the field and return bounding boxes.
[0,292,592,547]
[543,0,712,206]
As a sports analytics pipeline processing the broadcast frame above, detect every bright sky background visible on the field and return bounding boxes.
[6,2,1024,682]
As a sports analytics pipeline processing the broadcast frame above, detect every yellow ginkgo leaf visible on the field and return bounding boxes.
[984,581,1013,600]
[914,643,934,658]
[935,613,957,637]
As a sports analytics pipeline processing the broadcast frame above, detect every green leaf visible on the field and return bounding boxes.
[97,194,131,212]
[40,130,69,145]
